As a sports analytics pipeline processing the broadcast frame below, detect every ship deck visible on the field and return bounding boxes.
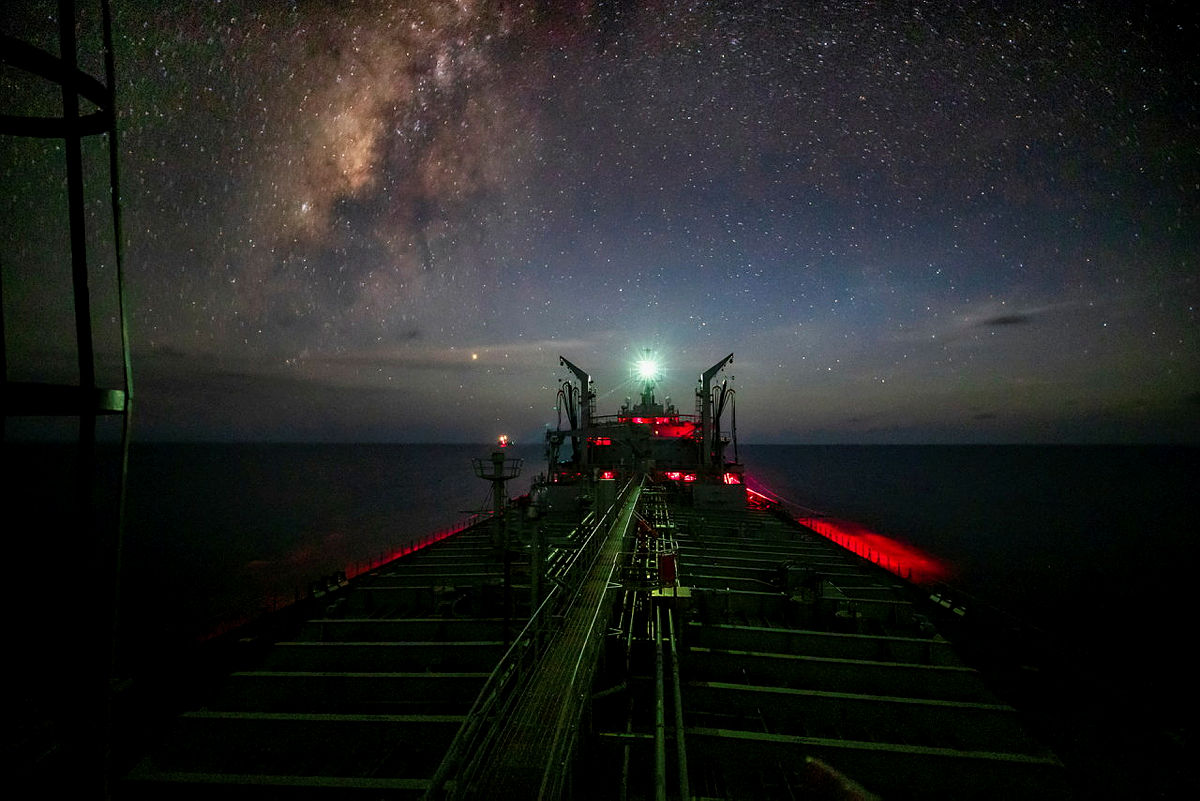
[122,524,514,799]
[121,480,1067,800]
[613,501,1067,800]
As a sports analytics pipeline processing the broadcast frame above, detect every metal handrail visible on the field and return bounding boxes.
[424,476,637,799]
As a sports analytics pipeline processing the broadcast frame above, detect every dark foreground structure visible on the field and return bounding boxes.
[122,355,1067,800]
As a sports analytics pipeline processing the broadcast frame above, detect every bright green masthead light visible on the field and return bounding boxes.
[636,358,659,381]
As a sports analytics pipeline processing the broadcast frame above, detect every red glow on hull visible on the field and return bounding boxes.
[797,516,949,584]
[742,483,948,584]
[199,518,479,642]
[745,487,774,509]
[345,520,475,580]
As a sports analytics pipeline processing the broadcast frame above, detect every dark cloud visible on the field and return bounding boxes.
[977,314,1033,327]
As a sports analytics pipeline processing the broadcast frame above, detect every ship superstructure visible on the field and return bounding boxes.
[545,353,740,483]
[122,354,1066,800]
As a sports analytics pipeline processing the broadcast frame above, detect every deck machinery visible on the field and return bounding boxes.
[516,354,1065,800]
[537,353,745,521]
[122,354,1066,800]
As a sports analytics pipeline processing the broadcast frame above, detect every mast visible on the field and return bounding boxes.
[698,353,733,468]
[559,356,593,467]
[634,349,661,414]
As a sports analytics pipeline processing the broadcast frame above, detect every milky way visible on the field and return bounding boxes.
[2,1,1196,442]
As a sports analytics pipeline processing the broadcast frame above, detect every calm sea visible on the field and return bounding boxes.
[9,442,1197,721]
[117,443,535,644]
[118,443,1196,652]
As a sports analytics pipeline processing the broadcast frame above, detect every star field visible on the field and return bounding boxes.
[2,0,1197,442]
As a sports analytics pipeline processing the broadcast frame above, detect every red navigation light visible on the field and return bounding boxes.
[682,473,696,482]
[588,436,613,445]
[600,470,616,480]
[497,434,510,448]
[722,472,742,484]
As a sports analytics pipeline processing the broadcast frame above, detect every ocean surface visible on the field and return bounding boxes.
[11,442,1198,722]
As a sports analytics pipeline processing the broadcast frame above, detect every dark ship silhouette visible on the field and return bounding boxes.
[119,352,1066,799]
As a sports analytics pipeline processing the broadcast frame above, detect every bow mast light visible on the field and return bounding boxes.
[636,358,660,381]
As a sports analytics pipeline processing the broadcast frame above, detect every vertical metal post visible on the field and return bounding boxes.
[654,605,667,801]
[491,450,511,643]
[530,516,543,628]
[57,4,107,795]
[668,607,690,801]
[59,0,97,429]
[100,0,136,678]
[491,449,506,545]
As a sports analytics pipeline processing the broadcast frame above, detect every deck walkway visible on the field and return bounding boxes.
[467,486,642,798]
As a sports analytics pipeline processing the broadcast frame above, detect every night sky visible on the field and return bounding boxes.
[3,0,1197,443]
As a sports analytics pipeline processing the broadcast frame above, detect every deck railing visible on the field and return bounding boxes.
[426,477,640,800]
[200,513,487,642]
